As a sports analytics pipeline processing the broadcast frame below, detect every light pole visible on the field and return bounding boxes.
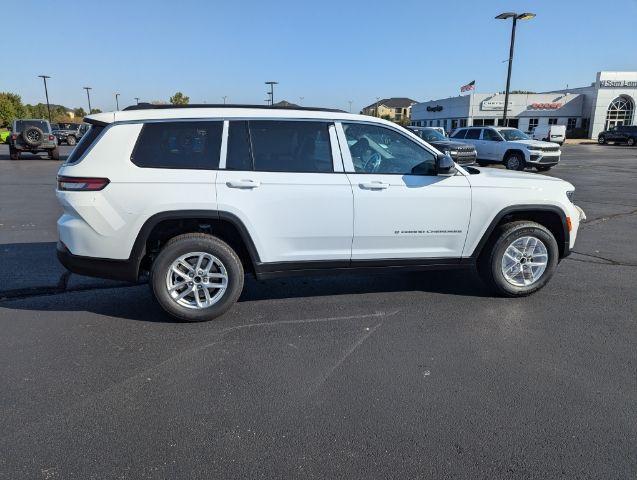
[38,75,52,122]
[375,97,381,117]
[83,87,92,113]
[115,93,120,111]
[222,95,228,104]
[134,97,140,105]
[495,11,535,125]
[348,100,353,113]
[265,81,278,105]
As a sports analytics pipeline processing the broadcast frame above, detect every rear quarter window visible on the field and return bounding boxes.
[451,129,466,139]
[131,121,223,170]
[65,124,104,165]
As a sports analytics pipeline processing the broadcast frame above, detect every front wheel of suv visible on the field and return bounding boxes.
[478,221,559,297]
[150,233,244,322]
[66,135,77,146]
[598,135,606,145]
[627,137,636,147]
[504,152,525,171]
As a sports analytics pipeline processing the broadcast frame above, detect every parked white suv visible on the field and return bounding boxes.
[56,105,585,322]
[452,126,561,171]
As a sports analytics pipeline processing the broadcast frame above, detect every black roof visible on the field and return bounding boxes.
[123,103,345,113]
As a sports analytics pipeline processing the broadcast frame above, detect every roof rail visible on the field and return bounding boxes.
[123,103,346,113]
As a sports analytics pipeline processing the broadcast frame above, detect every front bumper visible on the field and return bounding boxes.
[451,150,477,165]
[527,151,560,165]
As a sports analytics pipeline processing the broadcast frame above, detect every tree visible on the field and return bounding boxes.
[90,108,102,114]
[0,92,25,127]
[170,92,190,105]
[74,107,86,118]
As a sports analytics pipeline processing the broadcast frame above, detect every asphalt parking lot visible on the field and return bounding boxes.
[0,143,635,479]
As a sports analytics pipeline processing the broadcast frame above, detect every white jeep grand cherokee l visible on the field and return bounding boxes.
[452,126,561,171]
[56,105,585,322]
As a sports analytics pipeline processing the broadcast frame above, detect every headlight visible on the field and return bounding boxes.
[566,190,574,203]
[527,145,542,151]
[449,150,458,155]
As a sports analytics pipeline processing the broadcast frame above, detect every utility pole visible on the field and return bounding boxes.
[265,81,278,106]
[83,87,92,113]
[38,75,52,122]
[495,12,535,125]
[348,100,353,113]
[115,93,120,111]
[222,96,228,104]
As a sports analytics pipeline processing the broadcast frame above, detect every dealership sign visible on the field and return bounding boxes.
[600,80,637,88]
[481,100,511,111]
[426,105,443,112]
[529,102,563,110]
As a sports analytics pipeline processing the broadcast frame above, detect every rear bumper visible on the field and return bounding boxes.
[56,242,138,282]
[12,143,57,151]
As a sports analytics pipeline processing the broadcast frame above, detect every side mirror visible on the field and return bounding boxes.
[437,154,456,176]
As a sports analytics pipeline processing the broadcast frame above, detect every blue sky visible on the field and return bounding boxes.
[2,0,636,113]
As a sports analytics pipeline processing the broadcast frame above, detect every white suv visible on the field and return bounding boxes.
[56,105,585,322]
[452,126,561,171]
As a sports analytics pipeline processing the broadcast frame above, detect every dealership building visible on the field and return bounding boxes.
[411,71,636,138]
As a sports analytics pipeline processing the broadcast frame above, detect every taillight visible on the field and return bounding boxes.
[11,134,17,140]
[57,176,110,191]
[49,135,55,141]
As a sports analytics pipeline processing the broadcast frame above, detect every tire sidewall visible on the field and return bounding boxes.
[488,224,559,296]
[628,137,635,146]
[505,153,524,170]
[598,135,605,144]
[151,235,244,322]
[67,135,76,146]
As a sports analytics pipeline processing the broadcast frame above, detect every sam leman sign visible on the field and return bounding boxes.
[600,80,637,88]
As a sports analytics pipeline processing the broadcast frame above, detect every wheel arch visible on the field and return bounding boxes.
[504,148,526,160]
[130,210,261,278]
[470,205,570,260]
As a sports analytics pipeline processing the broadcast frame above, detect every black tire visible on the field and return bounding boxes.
[66,135,77,146]
[49,147,60,160]
[22,126,44,147]
[150,233,244,322]
[598,135,606,145]
[504,152,525,171]
[627,137,636,147]
[536,165,552,172]
[478,221,559,297]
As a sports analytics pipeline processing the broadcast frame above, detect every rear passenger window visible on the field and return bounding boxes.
[465,128,481,139]
[249,121,333,173]
[226,121,253,171]
[131,121,223,169]
[451,129,466,139]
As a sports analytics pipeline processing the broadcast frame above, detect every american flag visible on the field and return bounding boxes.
[460,80,475,93]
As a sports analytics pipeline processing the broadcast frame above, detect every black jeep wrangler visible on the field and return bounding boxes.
[52,122,89,146]
[8,119,60,160]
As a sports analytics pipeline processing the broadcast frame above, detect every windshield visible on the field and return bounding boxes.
[15,120,50,132]
[56,123,79,130]
[499,129,529,141]
[415,128,446,142]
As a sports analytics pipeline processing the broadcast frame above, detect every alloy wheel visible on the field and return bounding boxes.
[165,252,229,309]
[501,236,548,287]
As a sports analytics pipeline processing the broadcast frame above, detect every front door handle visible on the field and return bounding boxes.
[226,179,261,189]
[359,181,389,190]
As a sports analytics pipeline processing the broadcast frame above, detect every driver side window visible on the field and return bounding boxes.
[342,123,436,175]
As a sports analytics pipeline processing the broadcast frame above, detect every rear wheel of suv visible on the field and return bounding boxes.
[66,135,77,146]
[504,152,525,171]
[478,221,559,297]
[49,147,60,160]
[150,233,244,322]
[627,137,636,147]
[598,135,606,145]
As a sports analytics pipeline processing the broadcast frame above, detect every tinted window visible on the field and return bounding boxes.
[16,120,50,132]
[343,123,436,175]
[132,121,222,170]
[465,128,481,139]
[249,121,333,173]
[65,125,104,164]
[451,129,467,139]
[499,129,530,141]
[226,121,253,171]
[482,129,501,141]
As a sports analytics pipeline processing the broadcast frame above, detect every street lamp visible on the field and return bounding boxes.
[265,81,278,105]
[38,75,52,122]
[495,11,536,125]
[83,87,92,113]
[348,100,353,113]
[114,93,120,111]
[134,97,140,105]
[222,95,228,104]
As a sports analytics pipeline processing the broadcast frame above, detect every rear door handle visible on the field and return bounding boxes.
[359,181,389,190]
[226,179,261,189]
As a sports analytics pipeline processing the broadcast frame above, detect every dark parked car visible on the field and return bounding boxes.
[52,122,89,146]
[8,119,59,160]
[598,125,637,146]
[407,126,477,165]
